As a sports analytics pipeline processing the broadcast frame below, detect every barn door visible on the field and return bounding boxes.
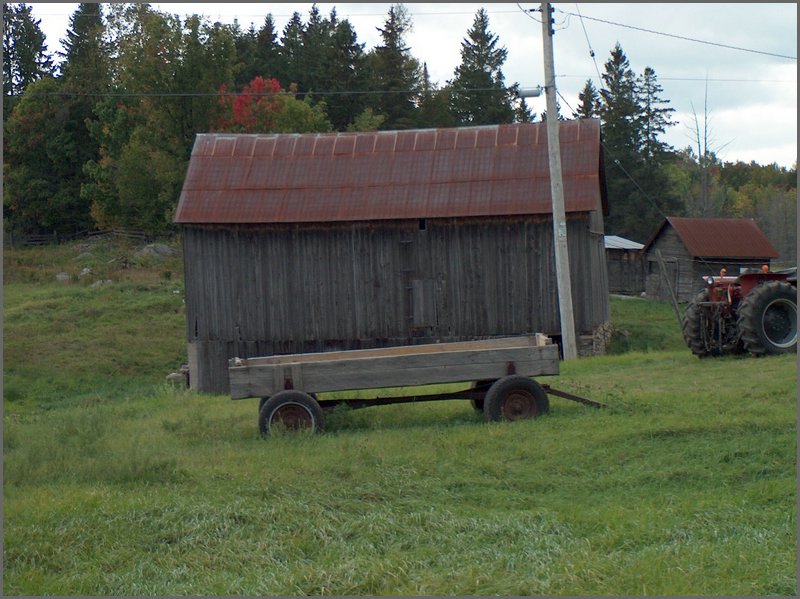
[411,278,438,330]
[400,237,439,337]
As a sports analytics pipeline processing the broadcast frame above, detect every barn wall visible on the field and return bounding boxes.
[645,228,693,302]
[607,249,645,294]
[183,214,609,394]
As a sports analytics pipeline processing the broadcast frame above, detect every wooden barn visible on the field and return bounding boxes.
[175,119,611,394]
[642,216,779,302]
[604,235,645,295]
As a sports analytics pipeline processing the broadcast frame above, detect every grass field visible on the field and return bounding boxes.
[3,237,797,596]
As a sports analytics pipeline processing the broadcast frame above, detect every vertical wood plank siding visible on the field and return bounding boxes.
[183,214,609,393]
[607,250,645,294]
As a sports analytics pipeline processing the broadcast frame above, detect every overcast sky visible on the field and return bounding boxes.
[29,2,798,168]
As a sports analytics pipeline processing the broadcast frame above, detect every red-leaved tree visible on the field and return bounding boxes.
[215,76,332,134]
[216,76,283,132]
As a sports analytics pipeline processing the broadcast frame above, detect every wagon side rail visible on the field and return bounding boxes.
[229,335,559,400]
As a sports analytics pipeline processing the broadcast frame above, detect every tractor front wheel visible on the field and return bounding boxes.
[682,290,713,357]
[738,281,797,355]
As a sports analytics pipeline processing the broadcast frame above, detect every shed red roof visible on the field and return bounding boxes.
[174,119,605,224]
[644,217,779,258]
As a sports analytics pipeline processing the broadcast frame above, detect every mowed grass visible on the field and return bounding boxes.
[3,240,797,596]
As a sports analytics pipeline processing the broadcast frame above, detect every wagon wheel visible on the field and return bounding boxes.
[483,375,549,422]
[258,390,325,436]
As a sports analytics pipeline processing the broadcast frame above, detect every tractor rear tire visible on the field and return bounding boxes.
[738,281,797,355]
[682,290,713,357]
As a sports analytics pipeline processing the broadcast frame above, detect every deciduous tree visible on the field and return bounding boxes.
[4,77,93,233]
[216,76,331,134]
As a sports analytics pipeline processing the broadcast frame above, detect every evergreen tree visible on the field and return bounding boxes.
[58,2,109,87]
[231,21,258,88]
[323,12,369,130]
[573,79,600,119]
[596,44,680,240]
[233,16,282,89]
[598,43,642,156]
[365,4,421,130]
[46,3,112,233]
[539,98,565,122]
[637,67,674,159]
[174,17,235,146]
[416,63,455,128]
[596,43,645,238]
[290,5,368,130]
[252,15,282,83]
[279,12,305,89]
[300,4,330,95]
[514,96,535,123]
[3,2,54,117]
[448,8,515,126]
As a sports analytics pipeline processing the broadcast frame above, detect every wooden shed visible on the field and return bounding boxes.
[605,235,645,295]
[642,216,779,302]
[175,119,610,394]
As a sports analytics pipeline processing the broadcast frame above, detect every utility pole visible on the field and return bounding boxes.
[541,1,578,360]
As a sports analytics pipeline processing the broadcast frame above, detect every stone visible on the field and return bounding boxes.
[135,243,176,259]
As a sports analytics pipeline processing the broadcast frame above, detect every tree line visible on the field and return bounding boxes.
[3,2,796,260]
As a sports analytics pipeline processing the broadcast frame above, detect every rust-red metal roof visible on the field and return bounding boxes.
[174,119,605,224]
[644,217,779,258]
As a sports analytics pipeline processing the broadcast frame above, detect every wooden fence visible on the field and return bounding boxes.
[4,228,153,247]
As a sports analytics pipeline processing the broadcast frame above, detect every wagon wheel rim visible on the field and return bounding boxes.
[269,402,315,432]
[501,389,539,420]
[762,298,797,348]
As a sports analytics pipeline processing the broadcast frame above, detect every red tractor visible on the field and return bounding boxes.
[682,266,797,357]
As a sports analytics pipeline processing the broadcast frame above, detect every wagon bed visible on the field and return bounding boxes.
[229,334,600,435]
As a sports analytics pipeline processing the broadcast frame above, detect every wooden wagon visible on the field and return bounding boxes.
[229,334,602,435]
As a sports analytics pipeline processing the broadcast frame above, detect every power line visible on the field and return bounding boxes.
[20,8,525,20]
[516,3,542,24]
[9,76,791,100]
[557,75,795,84]
[4,85,517,99]
[574,3,604,85]
[555,8,797,61]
